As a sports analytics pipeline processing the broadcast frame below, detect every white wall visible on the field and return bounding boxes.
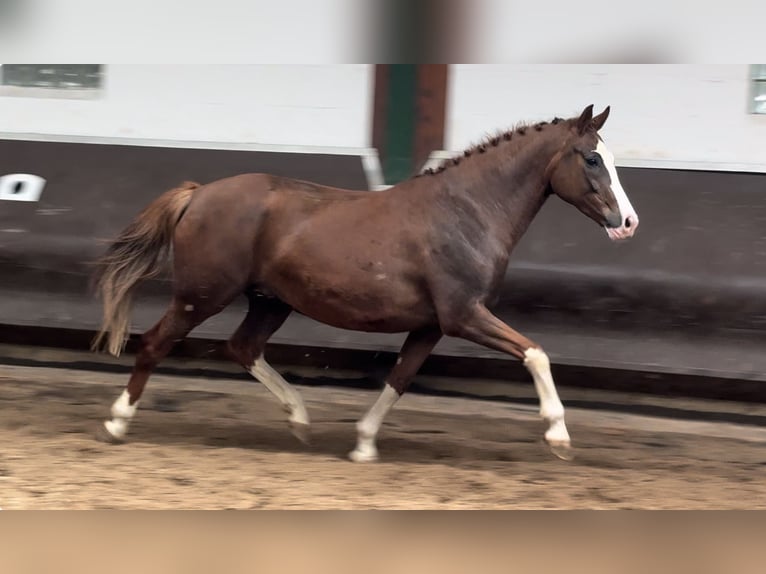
[446,65,766,172]
[0,65,374,149]
[0,0,368,64]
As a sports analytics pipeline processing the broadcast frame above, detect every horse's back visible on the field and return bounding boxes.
[170,172,385,293]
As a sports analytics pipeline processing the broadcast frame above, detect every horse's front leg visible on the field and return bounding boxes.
[441,301,572,460]
[349,326,443,462]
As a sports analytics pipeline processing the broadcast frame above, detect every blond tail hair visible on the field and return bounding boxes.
[90,181,199,356]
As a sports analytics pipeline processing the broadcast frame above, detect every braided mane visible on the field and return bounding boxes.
[417,117,567,178]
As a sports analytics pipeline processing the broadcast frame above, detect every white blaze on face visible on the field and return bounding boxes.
[595,139,639,240]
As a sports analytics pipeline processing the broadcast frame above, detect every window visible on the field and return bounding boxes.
[0,64,103,98]
[750,64,766,114]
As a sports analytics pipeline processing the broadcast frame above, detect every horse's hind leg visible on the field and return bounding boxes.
[349,325,443,462]
[227,295,311,444]
[97,297,221,443]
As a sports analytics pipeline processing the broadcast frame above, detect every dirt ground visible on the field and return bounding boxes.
[1,363,765,509]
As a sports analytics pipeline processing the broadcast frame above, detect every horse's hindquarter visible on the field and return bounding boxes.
[258,187,438,332]
[172,174,276,294]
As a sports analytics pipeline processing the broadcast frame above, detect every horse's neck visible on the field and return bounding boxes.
[439,136,558,252]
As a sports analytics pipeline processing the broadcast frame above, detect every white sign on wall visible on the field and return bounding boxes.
[0,174,46,202]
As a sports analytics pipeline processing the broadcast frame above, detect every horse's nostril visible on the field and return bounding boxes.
[625,216,633,229]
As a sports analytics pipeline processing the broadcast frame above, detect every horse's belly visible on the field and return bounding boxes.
[264,269,435,333]
[296,301,434,333]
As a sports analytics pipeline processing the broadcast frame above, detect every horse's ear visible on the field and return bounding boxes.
[576,104,594,134]
[592,106,610,131]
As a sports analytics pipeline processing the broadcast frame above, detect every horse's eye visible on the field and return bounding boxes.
[585,156,599,167]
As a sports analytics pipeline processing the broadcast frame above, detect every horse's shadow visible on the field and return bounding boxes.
[90,411,561,470]
[26,383,624,471]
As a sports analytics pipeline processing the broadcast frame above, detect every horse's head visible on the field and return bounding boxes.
[548,104,638,241]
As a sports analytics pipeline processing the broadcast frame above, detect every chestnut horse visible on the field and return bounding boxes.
[91,104,638,462]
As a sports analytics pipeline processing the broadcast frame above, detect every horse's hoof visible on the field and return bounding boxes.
[547,441,574,462]
[95,422,124,445]
[348,448,379,463]
[289,421,312,445]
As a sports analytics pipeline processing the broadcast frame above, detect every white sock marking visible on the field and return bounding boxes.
[104,389,138,440]
[596,139,639,240]
[250,357,309,425]
[349,384,399,462]
[523,348,570,445]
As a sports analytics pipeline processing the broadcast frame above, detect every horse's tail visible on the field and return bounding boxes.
[90,181,200,356]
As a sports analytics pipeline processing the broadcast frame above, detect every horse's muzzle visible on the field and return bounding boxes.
[606,213,639,241]
[604,210,623,229]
